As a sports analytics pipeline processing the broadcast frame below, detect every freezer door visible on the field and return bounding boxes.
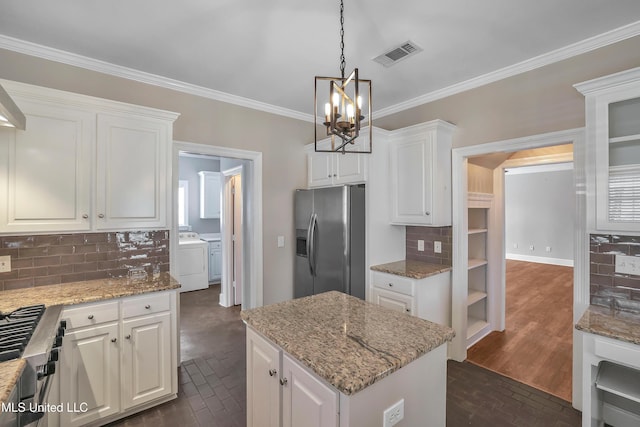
[312,186,348,295]
[294,190,314,298]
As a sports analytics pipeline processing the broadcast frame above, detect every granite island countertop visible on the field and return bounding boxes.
[241,291,455,395]
[370,260,452,280]
[575,304,640,345]
[0,272,180,405]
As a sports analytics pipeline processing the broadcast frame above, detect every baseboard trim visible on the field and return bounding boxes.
[506,253,574,267]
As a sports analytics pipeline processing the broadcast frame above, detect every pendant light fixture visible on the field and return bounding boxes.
[315,0,371,154]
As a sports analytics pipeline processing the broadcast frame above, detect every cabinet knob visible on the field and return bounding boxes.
[269,369,277,377]
[333,174,337,177]
[98,213,105,218]
[111,338,117,343]
[388,283,393,287]
[406,308,411,313]
[425,211,430,216]
[125,335,131,340]
[88,314,94,320]
[145,305,151,309]
[280,377,288,386]
[327,175,331,178]
[82,214,89,219]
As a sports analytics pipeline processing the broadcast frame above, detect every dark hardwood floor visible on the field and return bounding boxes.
[467,260,574,402]
[109,284,580,426]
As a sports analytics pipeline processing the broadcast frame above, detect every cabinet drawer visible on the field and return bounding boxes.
[595,337,640,370]
[371,271,414,296]
[63,301,119,330]
[122,292,171,318]
[210,241,221,250]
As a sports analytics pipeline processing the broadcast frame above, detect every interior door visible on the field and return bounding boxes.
[232,174,243,306]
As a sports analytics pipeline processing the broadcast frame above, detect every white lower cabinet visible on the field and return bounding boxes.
[370,287,415,315]
[57,291,177,426]
[247,327,338,427]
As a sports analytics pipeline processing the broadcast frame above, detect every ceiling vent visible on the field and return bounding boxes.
[373,41,423,67]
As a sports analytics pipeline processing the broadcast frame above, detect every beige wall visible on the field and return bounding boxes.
[0,48,311,305]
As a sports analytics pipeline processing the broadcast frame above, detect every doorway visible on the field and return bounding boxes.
[451,128,590,408]
[221,166,243,307]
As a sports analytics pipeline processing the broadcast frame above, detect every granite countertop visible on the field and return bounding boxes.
[241,291,455,395]
[370,260,452,280]
[0,359,25,405]
[576,305,640,345]
[0,272,180,313]
[0,272,180,403]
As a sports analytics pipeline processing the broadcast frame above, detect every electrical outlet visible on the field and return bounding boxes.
[434,241,442,254]
[0,255,11,273]
[383,399,404,427]
[529,245,535,251]
[513,243,518,249]
[615,255,640,276]
[545,246,552,253]
[417,240,424,252]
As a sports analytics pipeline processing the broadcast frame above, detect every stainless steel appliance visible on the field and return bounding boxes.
[294,185,365,299]
[0,305,66,427]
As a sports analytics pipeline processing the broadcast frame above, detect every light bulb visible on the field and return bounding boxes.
[346,104,354,119]
[332,92,340,106]
[325,103,331,116]
[357,96,362,109]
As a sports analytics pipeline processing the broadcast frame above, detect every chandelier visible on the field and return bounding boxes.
[315,0,372,154]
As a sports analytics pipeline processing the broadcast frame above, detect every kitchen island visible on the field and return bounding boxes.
[241,291,455,427]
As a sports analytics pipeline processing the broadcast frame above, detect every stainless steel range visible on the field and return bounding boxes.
[0,305,66,427]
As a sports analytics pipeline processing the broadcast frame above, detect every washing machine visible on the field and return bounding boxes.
[177,232,210,292]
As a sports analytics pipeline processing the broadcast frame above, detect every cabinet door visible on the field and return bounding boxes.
[211,244,222,280]
[390,137,433,225]
[247,328,280,427]
[282,353,338,427]
[121,312,172,410]
[199,171,221,219]
[60,323,120,427]
[308,151,334,188]
[371,288,415,315]
[334,139,368,185]
[96,113,169,230]
[0,101,93,233]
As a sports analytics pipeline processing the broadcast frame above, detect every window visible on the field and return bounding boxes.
[178,180,189,228]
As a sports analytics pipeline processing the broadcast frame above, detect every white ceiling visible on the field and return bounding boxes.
[2,1,640,121]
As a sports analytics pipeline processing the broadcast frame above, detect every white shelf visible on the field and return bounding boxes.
[596,361,640,405]
[468,228,488,235]
[467,317,489,339]
[468,258,488,270]
[610,134,640,144]
[467,291,487,306]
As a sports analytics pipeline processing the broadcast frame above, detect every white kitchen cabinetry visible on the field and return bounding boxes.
[59,291,177,426]
[282,353,338,427]
[307,138,368,188]
[60,301,121,427]
[0,80,178,234]
[389,120,456,226]
[198,171,221,219]
[370,270,451,327]
[576,67,640,232]
[246,328,338,427]
[209,240,222,282]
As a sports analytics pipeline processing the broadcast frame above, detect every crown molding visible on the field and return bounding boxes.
[375,20,640,119]
[0,34,314,123]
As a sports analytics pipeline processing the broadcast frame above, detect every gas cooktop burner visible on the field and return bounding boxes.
[0,305,45,362]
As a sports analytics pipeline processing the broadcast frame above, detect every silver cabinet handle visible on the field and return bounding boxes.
[82,214,88,219]
[145,305,151,309]
[125,335,131,340]
[88,315,94,320]
[98,213,105,218]
[269,369,277,377]
[111,338,117,343]
[280,378,288,386]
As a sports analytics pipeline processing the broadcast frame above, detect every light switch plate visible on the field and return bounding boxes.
[0,255,10,273]
[434,241,442,254]
[615,254,640,276]
[277,236,285,248]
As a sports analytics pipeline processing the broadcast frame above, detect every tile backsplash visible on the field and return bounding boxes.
[406,226,452,266]
[0,230,170,291]
[590,233,640,311]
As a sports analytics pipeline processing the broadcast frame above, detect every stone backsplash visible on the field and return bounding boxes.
[406,226,452,266]
[590,233,640,311]
[0,230,169,291]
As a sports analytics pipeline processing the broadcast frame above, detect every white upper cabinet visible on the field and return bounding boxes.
[0,99,94,233]
[389,120,456,226]
[576,67,640,232]
[307,137,368,188]
[0,80,178,233]
[198,171,221,219]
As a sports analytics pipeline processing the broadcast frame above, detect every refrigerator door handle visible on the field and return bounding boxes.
[309,213,318,277]
[306,214,315,276]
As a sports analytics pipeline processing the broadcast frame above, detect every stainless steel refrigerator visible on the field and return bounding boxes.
[294,185,365,299]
